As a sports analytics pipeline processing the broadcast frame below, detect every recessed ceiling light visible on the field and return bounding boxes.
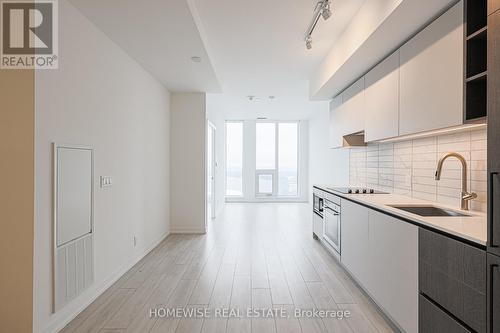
[247,95,262,102]
[190,56,202,63]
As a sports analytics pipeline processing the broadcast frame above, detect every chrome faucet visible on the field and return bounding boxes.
[435,152,477,211]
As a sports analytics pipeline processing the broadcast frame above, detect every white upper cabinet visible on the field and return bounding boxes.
[364,50,400,142]
[329,77,365,148]
[328,1,465,146]
[341,77,365,136]
[365,50,399,142]
[399,1,464,136]
[329,95,343,148]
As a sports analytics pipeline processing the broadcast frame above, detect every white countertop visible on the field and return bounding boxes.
[314,185,487,246]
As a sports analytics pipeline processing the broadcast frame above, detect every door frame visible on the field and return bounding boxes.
[207,121,217,222]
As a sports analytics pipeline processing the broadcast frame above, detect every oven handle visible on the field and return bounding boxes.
[324,206,340,215]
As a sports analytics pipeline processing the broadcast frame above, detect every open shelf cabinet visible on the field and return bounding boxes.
[465,0,488,122]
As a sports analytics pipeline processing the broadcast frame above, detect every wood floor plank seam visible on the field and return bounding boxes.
[61,204,395,333]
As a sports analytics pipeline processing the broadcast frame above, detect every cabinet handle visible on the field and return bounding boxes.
[489,264,499,331]
[490,172,499,247]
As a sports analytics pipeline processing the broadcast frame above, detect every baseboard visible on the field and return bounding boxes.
[225,199,308,203]
[39,231,170,333]
[170,227,206,234]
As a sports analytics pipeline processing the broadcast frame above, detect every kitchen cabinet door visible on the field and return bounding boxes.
[419,295,472,333]
[419,228,487,333]
[329,78,365,148]
[341,76,365,136]
[313,212,323,239]
[367,210,419,333]
[488,8,500,256]
[329,95,343,148]
[399,1,464,136]
[340,199,369,287]
[365,50,400,142]
[487,254,500,333]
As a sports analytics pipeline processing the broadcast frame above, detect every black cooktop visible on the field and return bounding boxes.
[328,187,388,194]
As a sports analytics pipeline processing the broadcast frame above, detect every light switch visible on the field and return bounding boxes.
[100,176,112,188]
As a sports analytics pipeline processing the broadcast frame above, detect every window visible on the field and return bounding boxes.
[225,122,243,196]
[257,173,273,195]
[278,123,298,196]
[256,123,276,169]
[255,122,299,197]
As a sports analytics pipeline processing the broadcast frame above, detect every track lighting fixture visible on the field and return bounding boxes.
[321,1,332,20]
[305,0,332,50]
[305,35,313,50]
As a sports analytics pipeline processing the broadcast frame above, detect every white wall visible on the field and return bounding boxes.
[309,108,350,194]
[170,93,207,233]
[34,1,171,332]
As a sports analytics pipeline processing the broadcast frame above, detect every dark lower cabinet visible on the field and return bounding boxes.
[419,228,487,332]
[488,254,500,333]
[420,295,472,333]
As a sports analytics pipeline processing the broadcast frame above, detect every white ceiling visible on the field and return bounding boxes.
[67,0,222,93]
[193,0,366,97]
[207,87,328,121]
[68,0,365,118]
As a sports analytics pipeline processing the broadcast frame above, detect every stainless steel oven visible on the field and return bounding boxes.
[323,199,341,255]
[313,193,324,217]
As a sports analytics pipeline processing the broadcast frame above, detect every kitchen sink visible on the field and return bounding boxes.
[388,205,472,217]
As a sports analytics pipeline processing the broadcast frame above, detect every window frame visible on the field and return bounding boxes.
[255,120,300,198]
[255,169,276,197]
[224,120,244,198]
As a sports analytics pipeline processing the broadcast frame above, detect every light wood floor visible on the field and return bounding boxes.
[61,203,397,333]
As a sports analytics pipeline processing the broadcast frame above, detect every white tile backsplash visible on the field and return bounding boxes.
[349,128,488,212]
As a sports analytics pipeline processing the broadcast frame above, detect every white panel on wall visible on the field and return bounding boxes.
[54,235,93,312]
[56,146,93,246]
[53,144,94,312]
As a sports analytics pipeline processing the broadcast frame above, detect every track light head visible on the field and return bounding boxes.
[305,35,313,50]
[322,2,332,20]
[305,0,332,51]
